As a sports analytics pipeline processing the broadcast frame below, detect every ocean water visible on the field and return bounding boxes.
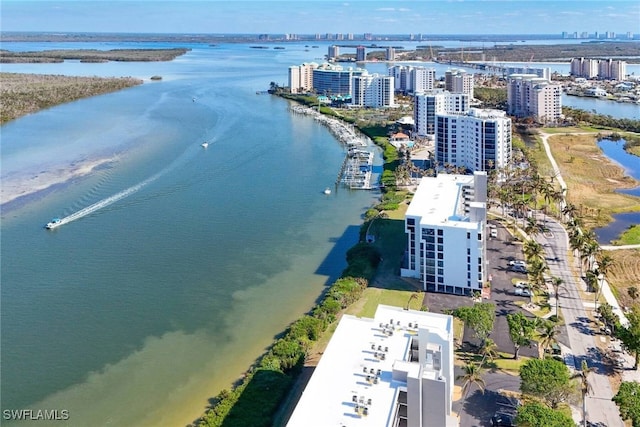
[0,42,379,426]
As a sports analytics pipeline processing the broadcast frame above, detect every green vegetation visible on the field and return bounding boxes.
[507,312,539,360]
[624,135,640,157]
[516,402,575,427]
[563,106,640,133]
[473,87,507,109]
[519,358,575,409]
[612,381,640,427]
[452,303,496,343]
[617,306,640,370]
[0,48,190,63]
[0,73,143,124]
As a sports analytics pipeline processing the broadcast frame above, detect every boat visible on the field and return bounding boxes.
[45,218,62,229]
[324,187,332,195]
[201,141,209,148]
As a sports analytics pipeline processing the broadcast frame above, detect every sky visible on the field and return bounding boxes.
[1,1,639,35]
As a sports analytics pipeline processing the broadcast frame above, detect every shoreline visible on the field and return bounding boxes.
[1,156,117,213]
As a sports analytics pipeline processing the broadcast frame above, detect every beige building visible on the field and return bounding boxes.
[288,62,318,94]
[507,74,562,124]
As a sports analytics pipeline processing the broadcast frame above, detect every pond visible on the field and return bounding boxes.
[592,138,640,244]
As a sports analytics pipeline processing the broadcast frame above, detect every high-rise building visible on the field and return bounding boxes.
[312,63,365,96]
[288,62,318,94]
[388,65,412,92]
[327,45,340,61]
[414,90,469,136]
[286,304,457,427]
[435,108,512,172]
[401,172,488,295]
[356,45,366,62]
[444,69,474,98]
[351,73,395,108]
[386,47,395,61]
[571,57,627,80]
[507,74,562,124]
[411,67,437,93]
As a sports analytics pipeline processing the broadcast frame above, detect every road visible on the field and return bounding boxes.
[534,214,624,427]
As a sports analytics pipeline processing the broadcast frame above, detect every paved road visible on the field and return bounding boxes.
[534,215,624,427]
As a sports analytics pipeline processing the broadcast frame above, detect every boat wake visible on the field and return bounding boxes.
[45,145,197,230]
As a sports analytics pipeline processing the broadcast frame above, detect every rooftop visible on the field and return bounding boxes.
[405,174,477,227]
[286,305,453,427]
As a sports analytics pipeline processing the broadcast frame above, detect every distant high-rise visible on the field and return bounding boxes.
[288,62,318,94]
[445,69,474,98]
[327,45,340,61]
[312,63,365,96]
[356,46,366,62]
[571,57,627,80]
[507,74,562,124]
[386,47,395,61]
[351,73,395,108]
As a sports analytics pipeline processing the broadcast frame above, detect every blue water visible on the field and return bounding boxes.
[593,138,640,244]
[1,42,380,426]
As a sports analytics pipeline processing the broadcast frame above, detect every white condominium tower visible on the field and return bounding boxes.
[435,108,511,172]
[288,62,318,94]
[388,65,436,94]
[414,90,469,137]
[351,73,395,108]
[507,74,562,124]
[401,172,488,296]
[444,69,474,98]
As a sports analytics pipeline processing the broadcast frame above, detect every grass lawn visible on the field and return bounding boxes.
[344,287,423,318]
[456,350,531,374]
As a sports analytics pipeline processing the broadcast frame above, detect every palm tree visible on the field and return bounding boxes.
[523,239,544,264]
[551,276,564,317]
[537,321,559,359]
[456,362,486,406]
[524,216,539,238]
[572,360,594,427]
[628,286,639,303]
[479,338,499,363]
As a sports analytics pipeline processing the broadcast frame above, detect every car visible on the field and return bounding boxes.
[521,288,531,296]
[492,411,517,427]
[514,281,527,289]
[600,326,612,335]
[508,260,526,267]
[515,287,523,296]
[512,265,528,274]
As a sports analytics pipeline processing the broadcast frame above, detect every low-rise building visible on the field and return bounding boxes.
[286,304,457,427]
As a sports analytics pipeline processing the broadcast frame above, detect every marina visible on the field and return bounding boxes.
[290,105,376,190]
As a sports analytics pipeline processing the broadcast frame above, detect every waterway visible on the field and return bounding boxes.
[593,138,640,244]
[1,42,380,426]
[1,38,638,425]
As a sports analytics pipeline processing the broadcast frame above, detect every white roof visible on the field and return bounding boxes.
[406,174,477,228]
[286,305,452,427]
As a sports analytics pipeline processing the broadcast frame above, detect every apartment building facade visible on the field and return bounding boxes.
[389,66,436,94]
[401,172,488,295]
[288,62,318,94]
[312,63,365,96]
[351,73,395,108]
[444,69,474,98]
[414,90,469,137]
[507,74,562,124]
[435,108,512,171]
[571,57,627,80]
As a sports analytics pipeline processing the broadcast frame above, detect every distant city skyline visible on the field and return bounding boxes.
[1,1,639,36]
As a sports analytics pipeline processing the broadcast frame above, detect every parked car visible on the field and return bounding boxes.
[512,265,528,274]
[489,225,498,238]
[492,410,517,427]
[514,281,527,289]
[516,287,531,297]
[508,260,526,267]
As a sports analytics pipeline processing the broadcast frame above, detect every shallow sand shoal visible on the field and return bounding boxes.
[1,156,117,209]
